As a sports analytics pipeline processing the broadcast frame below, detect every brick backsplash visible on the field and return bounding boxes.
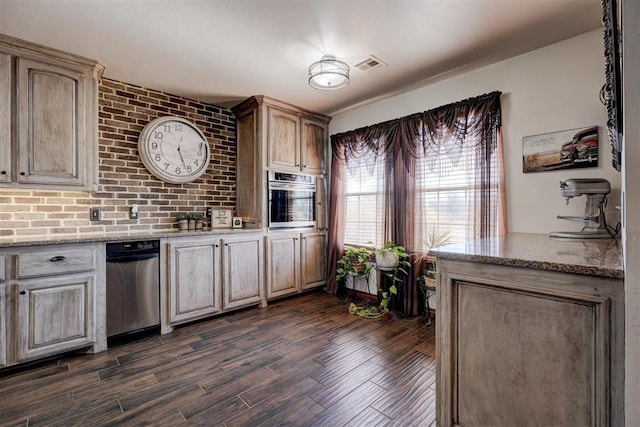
[0,78,237,236]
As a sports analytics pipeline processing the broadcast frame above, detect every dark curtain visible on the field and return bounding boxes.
[327,91,503,315]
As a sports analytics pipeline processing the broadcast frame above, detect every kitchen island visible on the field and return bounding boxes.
[431,233,623,426]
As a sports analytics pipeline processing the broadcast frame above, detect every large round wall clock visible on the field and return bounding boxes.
[138,116,210,184]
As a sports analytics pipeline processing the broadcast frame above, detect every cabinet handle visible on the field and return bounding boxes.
[19,290,26,295]
[215,244,219,248]
[224,243,228,247]
[0,170,6,175]
[49,255,67,262]
[19,171,25,176]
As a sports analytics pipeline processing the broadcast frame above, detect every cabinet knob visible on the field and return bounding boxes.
[19,290,26,295]
[49,255,67,262]
[0,170,6,175]
[19,171,25,176]
[215,244,219,248]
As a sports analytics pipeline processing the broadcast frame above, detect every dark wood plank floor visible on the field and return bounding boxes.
[0,291,436,426]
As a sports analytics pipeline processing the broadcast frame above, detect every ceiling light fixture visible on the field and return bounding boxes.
[308,55,350,90]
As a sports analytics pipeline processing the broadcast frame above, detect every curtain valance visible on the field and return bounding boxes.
[331,91,502,170]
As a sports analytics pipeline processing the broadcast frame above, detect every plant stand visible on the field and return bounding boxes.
[419,282,436,327]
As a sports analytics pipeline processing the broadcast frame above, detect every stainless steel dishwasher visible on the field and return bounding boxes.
[106,240,160,340]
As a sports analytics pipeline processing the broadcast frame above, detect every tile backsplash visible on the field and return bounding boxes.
[0,78,237,237]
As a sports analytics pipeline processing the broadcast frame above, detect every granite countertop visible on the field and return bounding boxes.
[429,232,623,279]
[0,228,264,248]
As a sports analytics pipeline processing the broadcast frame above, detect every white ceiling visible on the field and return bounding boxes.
[0,0,602,116]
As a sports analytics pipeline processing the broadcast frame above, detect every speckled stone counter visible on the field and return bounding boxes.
[0,227,263,248]
[429,232,623,279]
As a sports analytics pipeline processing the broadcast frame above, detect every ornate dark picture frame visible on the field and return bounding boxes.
[600,0,623,171]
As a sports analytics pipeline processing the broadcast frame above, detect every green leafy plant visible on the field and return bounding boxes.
[418,228,453,288]
[423,228,453,251]
[378,242,411,297]
[347,242,411,320]
[176,213,190,221]
[336,246,375,283]
[191,212,204,221]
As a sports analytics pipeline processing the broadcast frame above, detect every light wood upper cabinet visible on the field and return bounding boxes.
[266,109,328,175]
[222,233,264,310]
[0,53,10,184]
[301,118,327,175]
[301,231,327,290]
[266,233,301,299]
[268,108,300,171]
[0,33,103,190]
[16,58,88,186]
[168,237,221,324]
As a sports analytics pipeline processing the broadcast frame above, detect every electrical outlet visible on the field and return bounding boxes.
[90,207,101,221]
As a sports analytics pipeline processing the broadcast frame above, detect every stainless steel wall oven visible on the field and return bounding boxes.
[268,171,316,229]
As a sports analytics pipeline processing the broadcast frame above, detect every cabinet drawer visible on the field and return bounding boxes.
[17,248,96,278]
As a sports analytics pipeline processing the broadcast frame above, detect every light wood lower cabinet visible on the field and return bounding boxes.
[167,238,222,324]
[436,258,623,427]
[0,243,105,367]
[222,233,264,310]
[266,233,301,299]
[266,230,326,300]
[301,231,326,290]
[14,276,95,361]
[0,283,5,367]
[164,232,265,329]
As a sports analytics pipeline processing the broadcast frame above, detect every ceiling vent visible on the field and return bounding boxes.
[354,55,387,73]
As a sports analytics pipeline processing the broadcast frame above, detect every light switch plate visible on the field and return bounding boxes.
[90,207,101,221]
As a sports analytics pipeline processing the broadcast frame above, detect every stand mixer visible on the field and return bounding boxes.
[549,178,613,239]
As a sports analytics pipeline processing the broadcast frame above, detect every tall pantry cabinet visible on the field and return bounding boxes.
[231,96,331,300]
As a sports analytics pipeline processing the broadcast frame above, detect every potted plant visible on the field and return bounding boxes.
[375,241,410,271]
[336,246,375,284]
[192,212,204,230]
[187,213,196,230]
[418,229,453,287]
[176,213,189,230]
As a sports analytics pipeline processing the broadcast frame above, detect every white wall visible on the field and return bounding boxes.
[330,30,622,234]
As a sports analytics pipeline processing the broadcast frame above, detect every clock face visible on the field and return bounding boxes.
[138,116,210,184]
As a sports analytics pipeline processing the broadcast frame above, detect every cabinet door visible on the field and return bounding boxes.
[16,57,88,187]
[301,118,327,175]
[301,231,327,290]
[266,233,300,299]
[168,240,221,324]
[15,275,95,361]
[316,176,327,232]
[222,234,264,310]
[0,53,10,183]
[0,284,5,367]
[268,108,300,171]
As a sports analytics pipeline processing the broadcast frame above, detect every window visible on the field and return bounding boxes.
[415,139,499,250]
[343,160,386,247]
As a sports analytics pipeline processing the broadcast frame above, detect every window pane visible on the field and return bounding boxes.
[343,161,384,247]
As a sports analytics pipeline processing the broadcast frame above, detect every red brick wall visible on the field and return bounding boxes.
[0,78,237,236]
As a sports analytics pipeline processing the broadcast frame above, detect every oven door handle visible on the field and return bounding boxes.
[268,182,316,191]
